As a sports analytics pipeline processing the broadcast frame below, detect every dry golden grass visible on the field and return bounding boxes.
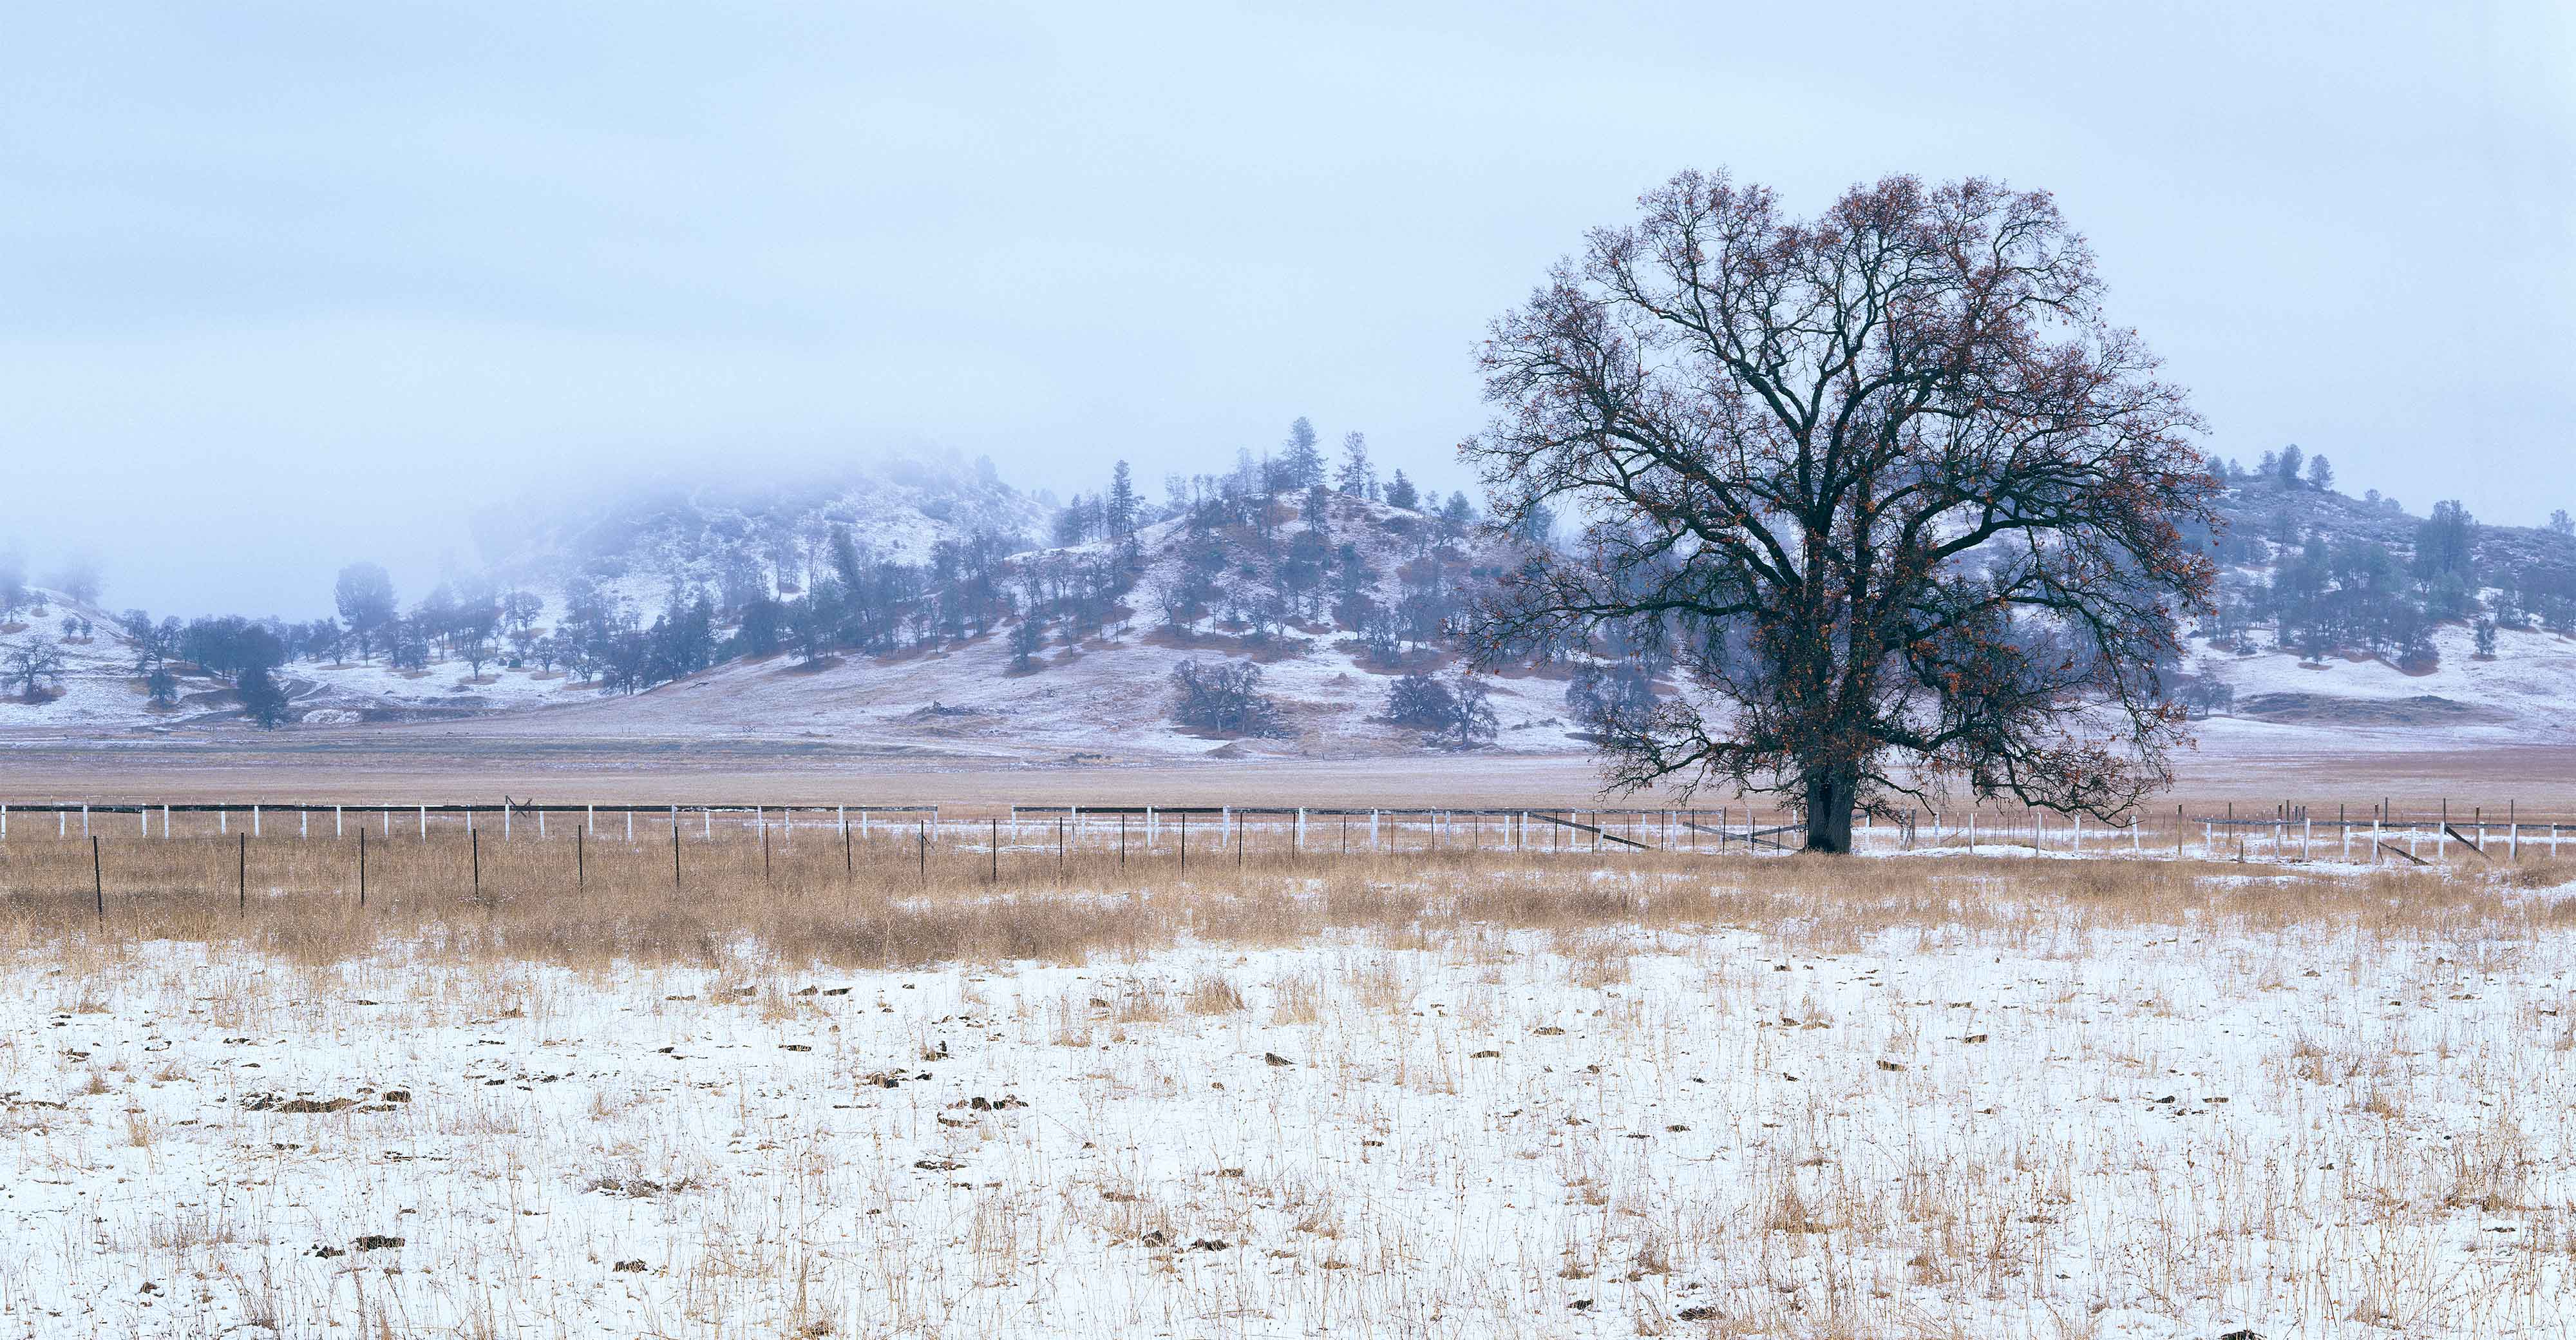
[4,820,2570,974]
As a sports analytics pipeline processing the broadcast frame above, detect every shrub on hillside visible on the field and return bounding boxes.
[1387,669,1496,749]
[1168,659,1287,738]
[1383,672,1451,728]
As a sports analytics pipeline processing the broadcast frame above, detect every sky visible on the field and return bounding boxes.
[3,1,2570,617]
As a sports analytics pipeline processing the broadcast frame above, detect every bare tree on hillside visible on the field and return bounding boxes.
[6,638,65,700]
[1465,169,2218,851]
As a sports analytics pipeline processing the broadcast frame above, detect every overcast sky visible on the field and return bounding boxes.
[5,1,2570,617]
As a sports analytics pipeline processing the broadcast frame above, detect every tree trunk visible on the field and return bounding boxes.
[1802,764,1859,854]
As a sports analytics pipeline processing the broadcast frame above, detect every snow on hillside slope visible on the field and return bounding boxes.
[450,620,1595,761]
[0,592,178,731]
[2186,620,2576,751]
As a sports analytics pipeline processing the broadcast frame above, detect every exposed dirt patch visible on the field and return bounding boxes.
[2235,693,2508,727]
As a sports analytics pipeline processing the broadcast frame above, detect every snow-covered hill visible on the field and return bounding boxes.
[0,486,1597,758]
[473,448,1053,622]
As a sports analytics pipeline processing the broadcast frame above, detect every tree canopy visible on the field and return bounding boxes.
[1465,169,2218,851]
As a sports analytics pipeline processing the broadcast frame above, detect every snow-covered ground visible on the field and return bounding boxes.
[6,857,2573,1336]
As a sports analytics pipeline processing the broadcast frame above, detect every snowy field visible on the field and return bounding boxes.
[4,852,2575,1337]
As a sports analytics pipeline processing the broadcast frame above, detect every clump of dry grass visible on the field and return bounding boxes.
[1184,973,1244,1015]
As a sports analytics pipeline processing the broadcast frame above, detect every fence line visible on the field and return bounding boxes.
[0,797,2566,868]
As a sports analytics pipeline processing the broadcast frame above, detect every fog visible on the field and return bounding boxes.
[3,1,2568,618]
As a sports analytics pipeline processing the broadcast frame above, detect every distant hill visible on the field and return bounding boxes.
[471,448,1052,612]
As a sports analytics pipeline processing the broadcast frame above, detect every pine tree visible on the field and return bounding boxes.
[1106,461,1140,538]
[1385,470,1419,512]
[1280,417,1326,490]
[1335,432,1377,498]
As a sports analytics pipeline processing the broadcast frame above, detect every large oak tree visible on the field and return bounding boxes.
[1465,170,2219,852]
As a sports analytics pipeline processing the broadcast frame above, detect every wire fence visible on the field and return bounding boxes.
[0,798,2567,866]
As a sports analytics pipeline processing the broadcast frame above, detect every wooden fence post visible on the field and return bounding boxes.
[91,836,102,923]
